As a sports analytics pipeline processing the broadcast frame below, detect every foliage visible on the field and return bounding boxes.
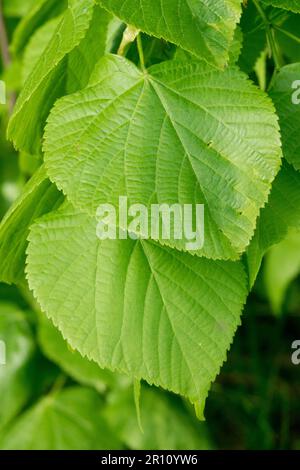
[1,0,300,450]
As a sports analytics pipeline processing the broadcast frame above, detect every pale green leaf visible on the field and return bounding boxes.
[0,166,63,285]
[44,54,281,260]
[0,387,122,450]
[66,5,112,94]
[99,0,242,67]
[26,202,248,404]
[22,17,62,83]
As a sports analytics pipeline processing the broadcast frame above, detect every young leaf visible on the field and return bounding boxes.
[174,25,243,67]
[99,0,242,68]
[269,63,300,171]
[0,166,63,285]
[38,313,116,392]
[8,0,110,154]
[66,5,112,94]
[44,54,282,260]
[0,387,122,450]
[26,202,248,405]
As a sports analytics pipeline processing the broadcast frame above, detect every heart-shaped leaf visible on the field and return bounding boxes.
[44,54,282,260]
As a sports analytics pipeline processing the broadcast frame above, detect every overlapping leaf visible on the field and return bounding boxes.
[99,0,242,67]
[22,16,62,82]
[174,25,243,66]
[26,201,248,405]
[44,54,282,260]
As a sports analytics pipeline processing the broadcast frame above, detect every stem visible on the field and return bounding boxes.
[137,34,146,72]
[252,0,269,26]
[274,25,300,45]
[117,25,139,56]
[268,28,281,71]
[253,0,281,90]
[49,374,67,397]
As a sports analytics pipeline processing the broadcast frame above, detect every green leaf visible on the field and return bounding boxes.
[105,385,213,450]
[246,163,300,288]
[175,25,243,66]
[38,312,116,392]
[0,166,63,285]
[0,387,122,450]
[228,26,243,65]
[99,0,242,67]
[269,63,300,171]
[262,0,300,13]
[0,304,36,429]
[11,0,67,55]
[264,228,300,314]
[66,5,112,94]
[26,201,248,404]
[44,54,281,260]
[8,0,110,154]
[22,17,62,83]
